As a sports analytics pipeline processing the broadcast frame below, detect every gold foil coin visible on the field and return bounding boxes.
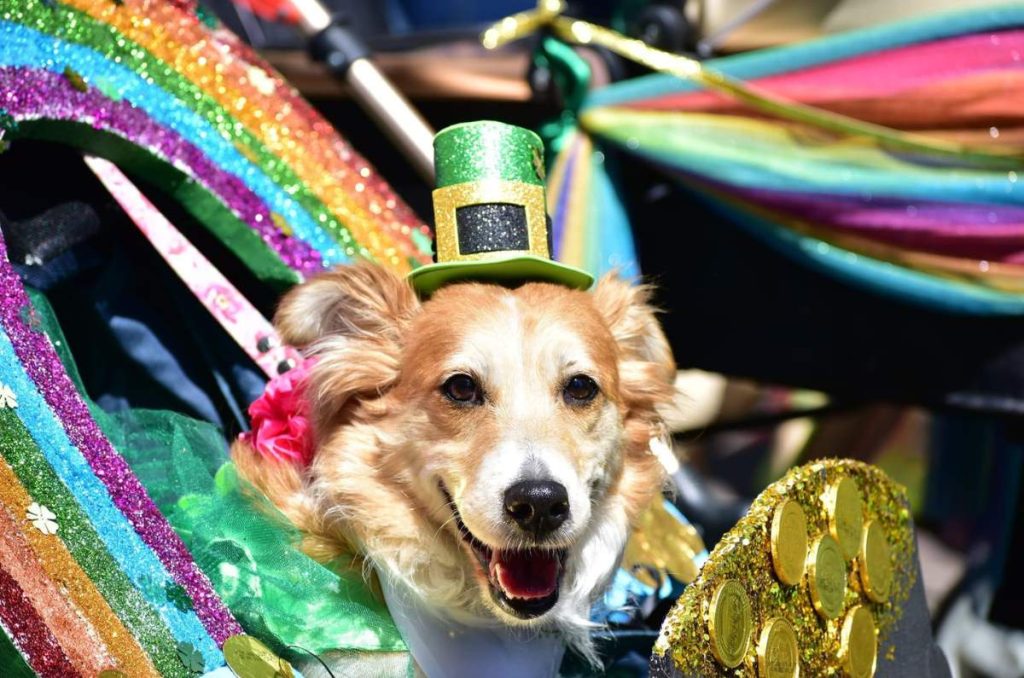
[708,579,753,668]
[808,535,847,619]
[757,617,800,678]
[98,671,128,678]
[223,634,294,678]
[840,605,877,678]
[859,520,893,603]
[827,477,864,561]
[770,500,808,586]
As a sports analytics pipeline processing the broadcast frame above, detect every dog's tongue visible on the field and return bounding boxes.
[491,549,560,599]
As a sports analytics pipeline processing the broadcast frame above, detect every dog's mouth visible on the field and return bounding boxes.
[439,483,566,620]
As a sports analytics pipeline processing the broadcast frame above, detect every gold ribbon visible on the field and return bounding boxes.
[483,1,1023,168]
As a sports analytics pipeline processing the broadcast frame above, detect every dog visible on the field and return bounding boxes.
[232,262,678,663]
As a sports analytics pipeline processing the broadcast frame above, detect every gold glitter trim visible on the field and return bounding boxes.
[654,460,916,677]
[0,458,158,677]
[432,180,547,262]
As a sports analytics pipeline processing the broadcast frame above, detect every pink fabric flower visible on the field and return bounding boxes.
[241,358,316,466]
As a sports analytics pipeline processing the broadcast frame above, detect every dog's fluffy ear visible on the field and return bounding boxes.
[274,262,420,348]
[591,274,677,518]
[276,263,420,431]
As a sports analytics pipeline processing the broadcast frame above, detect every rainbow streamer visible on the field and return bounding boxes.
[0,230,250,676]
[0,0,433,288]
[550,4,1024,314]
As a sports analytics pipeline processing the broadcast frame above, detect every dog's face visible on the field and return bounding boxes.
[257,264,677,638]
[394,283,627,620]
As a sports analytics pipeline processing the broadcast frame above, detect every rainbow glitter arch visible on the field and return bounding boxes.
[549,5,1024,314]
[0,0,434,288]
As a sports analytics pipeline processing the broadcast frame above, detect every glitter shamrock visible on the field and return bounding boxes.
[26,502,58,535]
[166,582,194,612]
[176,642,205,673]
[0,384,17,409]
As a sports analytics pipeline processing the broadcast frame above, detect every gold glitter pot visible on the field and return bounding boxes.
[757,617,800,678]
[708,579,753,668]
[827,477,864,561]
[840,605,877,678]
[859,521,893,603]
[808,535,847,619]
[770,499,808,586]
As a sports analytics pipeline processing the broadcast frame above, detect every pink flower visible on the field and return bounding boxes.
[241,358,316,466]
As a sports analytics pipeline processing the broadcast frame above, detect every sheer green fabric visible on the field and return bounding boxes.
[26,287,409,672]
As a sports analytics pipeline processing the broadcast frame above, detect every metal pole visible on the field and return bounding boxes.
[289,0,436,182]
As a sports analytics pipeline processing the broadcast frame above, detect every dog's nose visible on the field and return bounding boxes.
[504,480,570,538]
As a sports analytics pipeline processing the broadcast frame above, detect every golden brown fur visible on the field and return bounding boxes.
[232,262,677,656]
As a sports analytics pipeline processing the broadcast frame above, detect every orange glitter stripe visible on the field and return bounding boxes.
[0,458,159,677]
[63,0,417,270]
[0,504,111,673]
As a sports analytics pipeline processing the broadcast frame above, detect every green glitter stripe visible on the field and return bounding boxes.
[16,119,300,290]
[0,623,34,678]
[0,409,190,678]
[3,0,384,262]
[434,121,545,188]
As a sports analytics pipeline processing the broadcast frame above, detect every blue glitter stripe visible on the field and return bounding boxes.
[0,330,224,672]
[0,21,348,266]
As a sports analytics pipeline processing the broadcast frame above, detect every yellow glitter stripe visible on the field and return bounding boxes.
[561,134,592,268]
[62,0,415,271]
[0,503,112,673]
[0,457,159,677]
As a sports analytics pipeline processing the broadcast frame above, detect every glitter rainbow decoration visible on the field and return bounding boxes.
[0,0,433,289]
[0,228,252,676]
[547,5,1024,314]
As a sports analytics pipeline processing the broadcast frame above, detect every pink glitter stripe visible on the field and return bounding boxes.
[0,563,82,678]
[0,236,242,645]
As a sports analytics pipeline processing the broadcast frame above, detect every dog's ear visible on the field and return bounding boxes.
[592,273,677,518]
[274,262,420,347]
[275,263,421,429]
[591,273,676,390]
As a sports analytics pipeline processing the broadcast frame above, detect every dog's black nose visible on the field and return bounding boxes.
[504,480,570,537]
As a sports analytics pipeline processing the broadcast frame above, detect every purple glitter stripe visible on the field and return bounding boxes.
[0,66,323,278]
[0,236,242,646]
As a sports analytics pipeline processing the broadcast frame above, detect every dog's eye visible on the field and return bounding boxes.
[442,374,483,405]
[563,374,599,405]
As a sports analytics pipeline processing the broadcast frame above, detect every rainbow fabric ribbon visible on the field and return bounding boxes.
[0,229,249,676]
[0,0,433,289]
[505,3,1024,314]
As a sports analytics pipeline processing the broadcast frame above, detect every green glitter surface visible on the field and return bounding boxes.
[434,121,546,188]
[653,459,916,677]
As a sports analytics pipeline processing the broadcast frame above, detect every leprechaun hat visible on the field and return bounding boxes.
[408,121,594,295]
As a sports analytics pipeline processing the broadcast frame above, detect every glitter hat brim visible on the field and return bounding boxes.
[408,256,594,296]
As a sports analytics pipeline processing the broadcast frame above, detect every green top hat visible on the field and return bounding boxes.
[408,120,594,295]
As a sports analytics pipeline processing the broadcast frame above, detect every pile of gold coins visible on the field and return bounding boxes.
[653,460,911,678]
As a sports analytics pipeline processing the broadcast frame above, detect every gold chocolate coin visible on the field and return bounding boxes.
[827,477,864,561]
[808,535,847,619]
[757,617,800,678]
[224,634,294,678]
[840,605,877,678]
[859,520,893,603]
[98,672,128,678]
[770,500,808,586]
[708,579,753,668]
